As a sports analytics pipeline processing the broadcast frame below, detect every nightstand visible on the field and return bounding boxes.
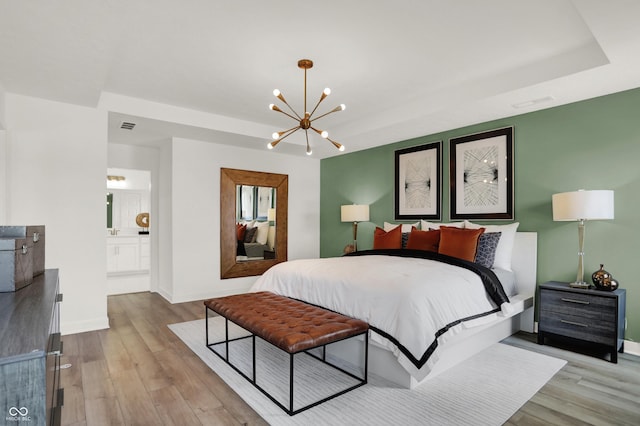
[263,249,276,259]
[537,281,626,362]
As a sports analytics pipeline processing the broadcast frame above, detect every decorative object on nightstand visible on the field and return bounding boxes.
[552,189,614,288]
[592,264,619,291]
[538,281,626,363]
[341,204,369,252]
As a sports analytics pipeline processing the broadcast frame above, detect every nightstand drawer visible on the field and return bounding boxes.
[540,289,616,321]
[539,312,615,345]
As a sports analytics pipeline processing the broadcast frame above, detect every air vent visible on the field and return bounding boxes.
[120,121,136,130]
[512,96,555,109]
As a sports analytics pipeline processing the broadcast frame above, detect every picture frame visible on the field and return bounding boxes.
[394,141,442,220]
[449,127,514,220]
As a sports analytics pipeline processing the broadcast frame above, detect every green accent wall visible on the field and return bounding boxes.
[321,87,640,343]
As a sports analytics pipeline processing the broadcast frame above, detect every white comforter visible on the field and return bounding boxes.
[250,255,511,380]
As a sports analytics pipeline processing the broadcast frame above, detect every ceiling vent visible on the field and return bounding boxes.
[512,96,555,109]
[120,121,136,130]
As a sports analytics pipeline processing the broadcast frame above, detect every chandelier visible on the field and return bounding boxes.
[268,59,345,155]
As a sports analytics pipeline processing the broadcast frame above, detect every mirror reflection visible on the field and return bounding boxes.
[236,185,277,261]
[220,168,288,279]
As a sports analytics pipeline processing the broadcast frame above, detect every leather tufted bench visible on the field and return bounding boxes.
[204,291,368,415]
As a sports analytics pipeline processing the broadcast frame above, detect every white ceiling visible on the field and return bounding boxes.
[1,0,639,158]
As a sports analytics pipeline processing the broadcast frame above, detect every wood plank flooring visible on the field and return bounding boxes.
[60,291,640,425]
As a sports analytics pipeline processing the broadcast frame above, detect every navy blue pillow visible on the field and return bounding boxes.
[475,232,501,268]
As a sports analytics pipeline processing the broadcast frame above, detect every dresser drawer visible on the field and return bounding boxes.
[540,289,616,321]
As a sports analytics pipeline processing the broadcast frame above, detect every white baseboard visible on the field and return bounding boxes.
[624,340,640,356]
[62,316,109,335]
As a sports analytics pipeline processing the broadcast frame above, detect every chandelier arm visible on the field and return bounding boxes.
[269,126,301,149]
[327,137,344,151]
[274,91,302,120]
[277,126,301,141]
[282,100,303,120]
[310,105,344,122]
[309,126,326,137]
[305,130,312,155]
[309,91,328,118]
[274,125,300,139]
[272,106,301,122]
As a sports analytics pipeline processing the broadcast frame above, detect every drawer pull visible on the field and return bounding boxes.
[561,298,590,305]
[561,319,588,328]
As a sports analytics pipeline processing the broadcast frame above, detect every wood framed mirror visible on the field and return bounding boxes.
[220,168,288,279]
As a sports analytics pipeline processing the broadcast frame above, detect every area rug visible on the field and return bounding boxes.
[169,318,566,426]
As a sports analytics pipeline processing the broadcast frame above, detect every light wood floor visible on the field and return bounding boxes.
[61,291,640,425]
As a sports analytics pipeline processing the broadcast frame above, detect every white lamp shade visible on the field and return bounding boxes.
[341,204,370,222]
[552,190,614,221]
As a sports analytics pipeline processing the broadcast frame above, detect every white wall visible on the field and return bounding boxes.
[0,83,6,129]
[165,137,320,302]
[0,85,6,223]
[158,140,174,299]
[4,94,109,334]
[0,129,6,224]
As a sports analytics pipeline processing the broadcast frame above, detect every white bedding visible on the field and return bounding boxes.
[250,254,515,381]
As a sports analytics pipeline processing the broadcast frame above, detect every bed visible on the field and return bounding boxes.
[250,231,537,389]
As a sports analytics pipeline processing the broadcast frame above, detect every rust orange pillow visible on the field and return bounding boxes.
[373,225,402,249]
[406,228,440,252]
[438,226,485,261]
[236,223,247,241]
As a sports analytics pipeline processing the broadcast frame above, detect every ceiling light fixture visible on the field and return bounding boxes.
[268,59,346,155]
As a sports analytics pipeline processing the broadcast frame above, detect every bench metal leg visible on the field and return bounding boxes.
[205,317,369,416]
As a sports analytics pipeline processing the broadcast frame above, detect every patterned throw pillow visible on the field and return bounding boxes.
[402,232,410,248]
[474,232,502,268]
[244,226,258,243]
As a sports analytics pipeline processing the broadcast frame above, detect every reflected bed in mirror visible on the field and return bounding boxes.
[220,168,288,279]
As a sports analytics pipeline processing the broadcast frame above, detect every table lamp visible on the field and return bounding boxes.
[552,189,614,288]
[341,204,369,251]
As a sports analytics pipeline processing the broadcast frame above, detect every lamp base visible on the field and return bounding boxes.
[569,281,591,289]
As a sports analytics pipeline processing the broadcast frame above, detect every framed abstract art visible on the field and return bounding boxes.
[394,141,442,220]
[449,127,514,220]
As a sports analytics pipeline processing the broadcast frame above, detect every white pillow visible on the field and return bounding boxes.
[255,221,270,245]
[420,220,465,230]
[464,221,519,271]
[384,221,419,233]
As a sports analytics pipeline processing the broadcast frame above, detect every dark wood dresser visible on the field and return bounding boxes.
[0,269,63,425]
[537,280,626,362]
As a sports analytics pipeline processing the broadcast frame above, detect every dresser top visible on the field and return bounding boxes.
[541,280,626,298]
[0,269,59,364]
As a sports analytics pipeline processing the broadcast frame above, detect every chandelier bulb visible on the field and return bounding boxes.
[339,145,345,151]
[273,89,280,97]
[321,131,329,138]
[323,88,331,96]
[306,148,312,155]
[267,142,274,149]
[340,104,346,111]
[269,103,275,110]
[271,132,279,140]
